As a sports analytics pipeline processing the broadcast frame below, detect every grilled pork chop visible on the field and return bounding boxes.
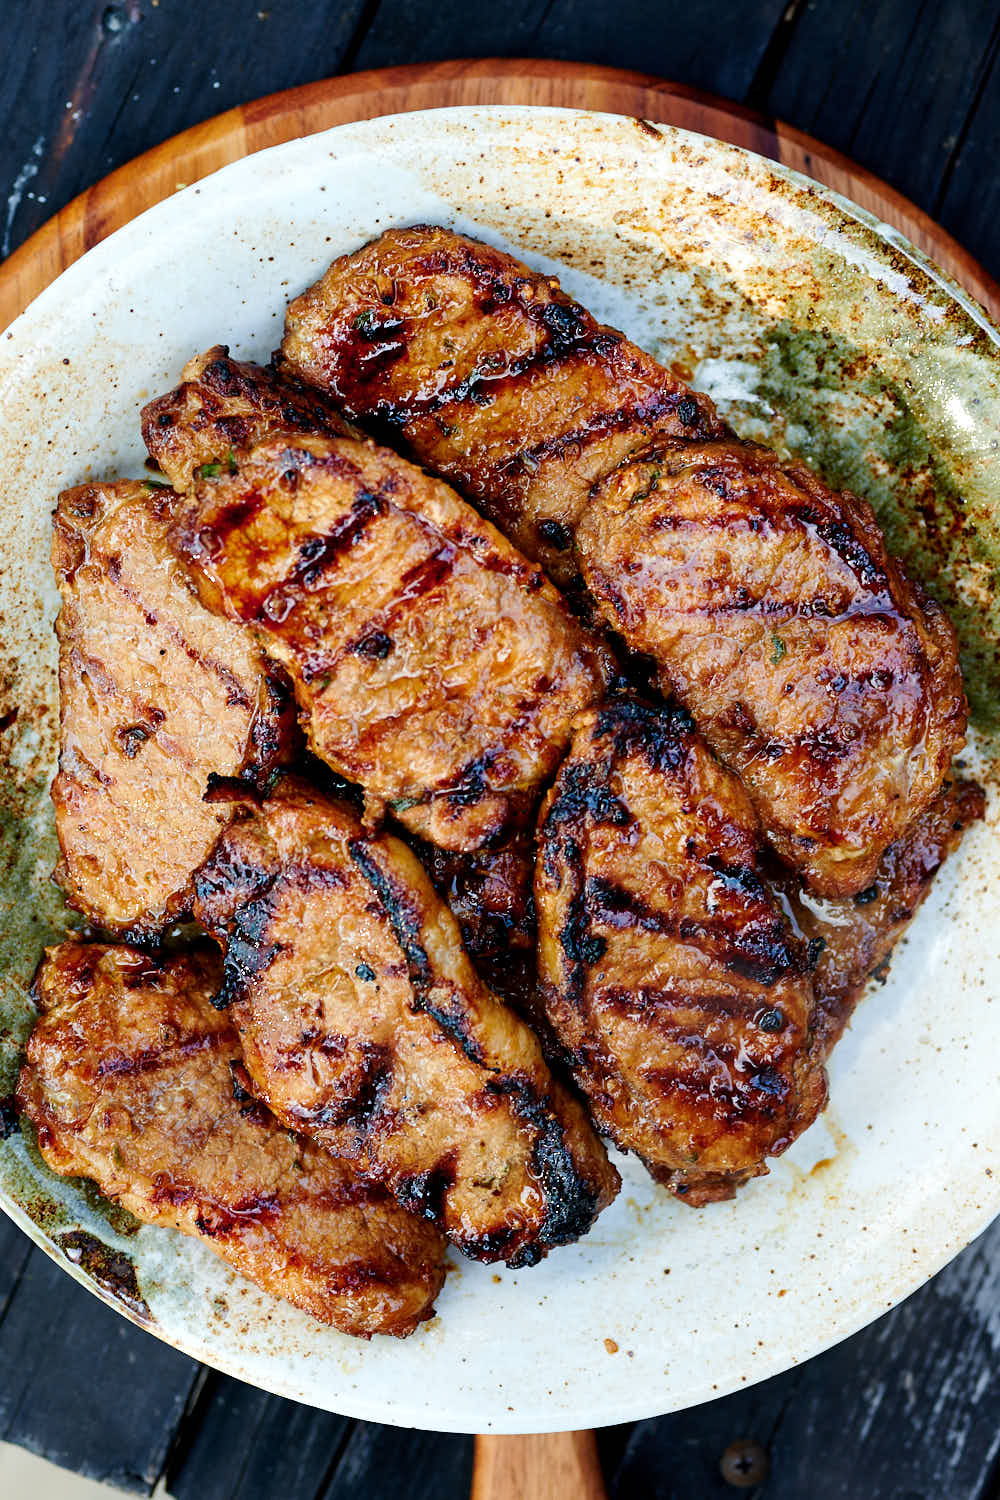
[18,942,446,1337]
[536,698,827,1205]
[192,777,619,1265]
[141,344,359,493]
[279,225,724,585]
[51,481,296,935]
[168,432,609,850]
[577,439,967,896]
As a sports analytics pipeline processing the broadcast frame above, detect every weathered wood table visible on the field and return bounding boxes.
[2,3,1000,1495]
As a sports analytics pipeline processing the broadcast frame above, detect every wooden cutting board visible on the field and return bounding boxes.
[2,57,998,330]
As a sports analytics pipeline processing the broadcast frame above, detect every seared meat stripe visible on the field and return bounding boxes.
[18,942,446,1337]
[192,777,620,1265]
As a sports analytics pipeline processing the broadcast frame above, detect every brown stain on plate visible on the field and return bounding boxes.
[57,1228,151,1321]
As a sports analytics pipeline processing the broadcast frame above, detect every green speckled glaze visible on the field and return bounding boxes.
[0,108,996,1432]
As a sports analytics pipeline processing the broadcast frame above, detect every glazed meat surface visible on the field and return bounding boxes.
[536,699,827,1206]
[142,344,358,493]
[412,827,538,1012]
[771,775,985,1058]
[17,942,446,1337]
[280,225,724,584]
[51,481,296,935]
[577,439,968,896]
[169,432,608,850]
[192,777,619,1265]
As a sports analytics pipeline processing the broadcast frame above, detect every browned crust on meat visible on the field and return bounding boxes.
[279,225,725,583]
[535,698,827,1205]
[17,941,446,1337]
[191,776,619,1264]
[168,432,609,851]
[578,439,969,897]
[141,344,359,493]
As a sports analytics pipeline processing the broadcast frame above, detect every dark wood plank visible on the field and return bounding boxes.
[0,1240,201,1494]
[0,1212,34,1313]
[936,33,1000,281]
[0,0,369,260]
[353,0,789,101]
[167,1373,352,1500]
[321,1422,473,1500]
[760,0,1000,278]
[611,1214,1000,1500]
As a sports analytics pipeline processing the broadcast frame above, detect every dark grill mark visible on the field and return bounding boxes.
[704,856,768,902]
[815,519,887,592]
[592,697,693,772]
[542,762,630,837]
[349,840,433,997]
[228,1059,255,1102]
[557,855,595,1005]
[585,877,804,987]
[415,994,486,1066]
[757,1008,786,1033]
[537,519,573,550]
[287,490,385,588]
[115,723,151,758]
[211,885,283,1009]
[331,541,459,680]
[444,755,491,810]
[598,985,757,1022]
[95,1029,228,1078]
[308,1042,394,1130]
[394,1157,457,1222]
[487,1070,603,1257]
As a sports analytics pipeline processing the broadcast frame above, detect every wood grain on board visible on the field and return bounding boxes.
[471,1432,607,1500]
[2,60,999,332]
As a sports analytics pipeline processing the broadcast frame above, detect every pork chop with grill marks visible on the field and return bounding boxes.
[191,776,620,1265]
[141,344,359,493]
[168,432,609,851]
[51,480,297,936]
[279,225,724,586]
[536,698,827,1206]
[17,941,446,1337]
[577,439,967,897]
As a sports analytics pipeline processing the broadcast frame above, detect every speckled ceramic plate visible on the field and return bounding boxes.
[0,107,998,1434]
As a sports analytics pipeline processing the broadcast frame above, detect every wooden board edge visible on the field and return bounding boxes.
[1,59,998,331]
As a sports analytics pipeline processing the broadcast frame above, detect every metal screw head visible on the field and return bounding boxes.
[719,1438,769,1488]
